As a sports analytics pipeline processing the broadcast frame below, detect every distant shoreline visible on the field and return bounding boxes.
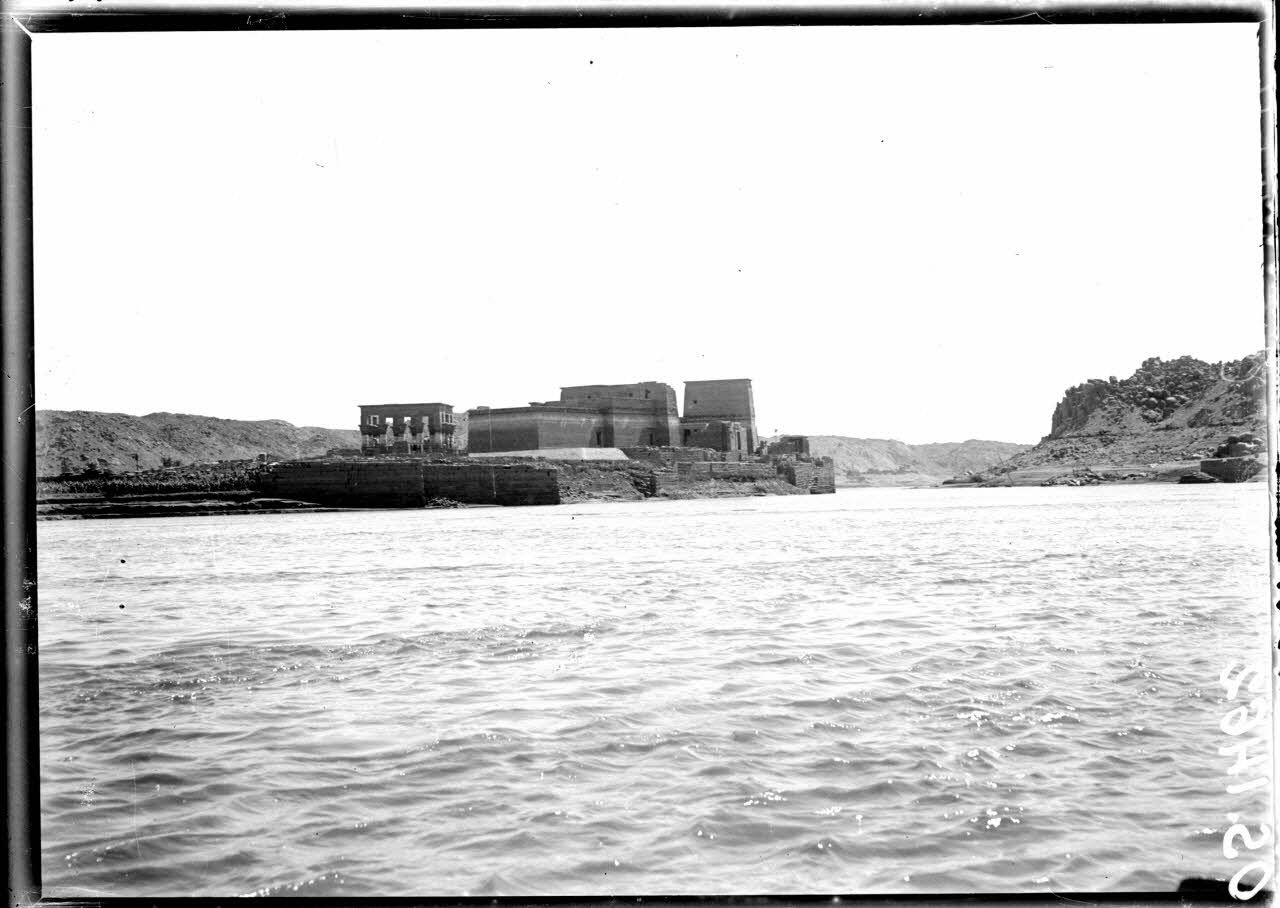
[37,471,1268,521]
[36,470,820,520]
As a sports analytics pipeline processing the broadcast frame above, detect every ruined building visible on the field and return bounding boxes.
[358,402,457,453]
[287,378,829,506]
[361,378,760,456]
[765,435,811,457]
[679,379,758,454]
[468,381,690,454]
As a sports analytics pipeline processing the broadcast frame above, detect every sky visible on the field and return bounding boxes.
[31,22,1266,444]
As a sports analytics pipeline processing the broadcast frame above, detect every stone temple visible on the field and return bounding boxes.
[680,379,758,453]
[268,377,834,508]
[466,379,757,455]
[358,402,458,454]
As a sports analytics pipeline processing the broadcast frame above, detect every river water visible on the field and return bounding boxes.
[38,485,1274,896]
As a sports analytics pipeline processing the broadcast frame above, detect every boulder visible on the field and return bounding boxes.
[1179,471,1219,484]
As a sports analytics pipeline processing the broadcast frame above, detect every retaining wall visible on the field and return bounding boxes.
[650,471,683,496]
[266,460,561,507]
[621,446,719,466]
[676,462,777,481]
[267,460,429,507]
[266,452,833,507]
[424,463,560,505]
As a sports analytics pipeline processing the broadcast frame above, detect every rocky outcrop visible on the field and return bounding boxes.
[987,352,1268,481]
[1047,353,1265,440]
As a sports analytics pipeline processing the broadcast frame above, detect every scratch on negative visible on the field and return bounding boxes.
[976,11,1055,25]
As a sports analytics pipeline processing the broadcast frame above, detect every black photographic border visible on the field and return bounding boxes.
[3,3,1276,905]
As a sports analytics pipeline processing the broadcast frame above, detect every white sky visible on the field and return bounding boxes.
[32,23,1265,444]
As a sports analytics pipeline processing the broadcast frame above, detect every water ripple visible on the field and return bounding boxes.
[37,485,1271,895]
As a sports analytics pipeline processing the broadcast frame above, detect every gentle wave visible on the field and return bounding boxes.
[38,485,1272,895]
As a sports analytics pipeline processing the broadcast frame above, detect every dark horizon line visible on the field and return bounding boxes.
[9,1,1269,32]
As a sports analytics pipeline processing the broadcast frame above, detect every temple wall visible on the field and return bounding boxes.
[266,460,429,507]
[424,464,561,505]
[469,406,681,452]
[683,379,757,450]
[467,409,603,453]
[604,411,678,447]
[535,411,608,449]
[560,382,679,414]
[680,419,748,453]
[466,411,542,453]
[683,380,755,420]
[265,460,561,506]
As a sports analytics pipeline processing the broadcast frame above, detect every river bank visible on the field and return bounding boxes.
[37,458,832,520]
[941,455,1267,488]
[37,492,343,520]
[36,484,814,520]
[39,446,1264,519]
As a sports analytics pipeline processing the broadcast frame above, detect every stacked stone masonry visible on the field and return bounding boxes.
[267,461,431,507]
[267,460,561,507]
[266,449,835,507]
[780,458,837,494]
[424,464,561,506]
[676,462,777,481]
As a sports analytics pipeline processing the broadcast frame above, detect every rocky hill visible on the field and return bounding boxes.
[36,410,359,477]
[986,351,1268,480]
[802,437,1031,487]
